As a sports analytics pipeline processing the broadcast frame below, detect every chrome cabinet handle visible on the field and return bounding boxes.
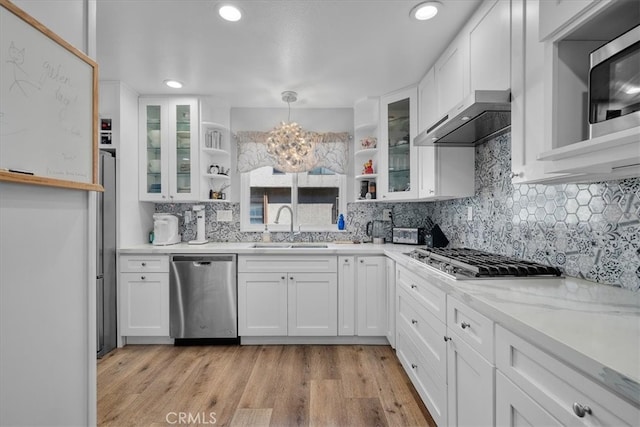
[572,403,592,418]
[510,171,522,178]
[444,336,452,342]
[461,321,471,329]
[411,319,418,325]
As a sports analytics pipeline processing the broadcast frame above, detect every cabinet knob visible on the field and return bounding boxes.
[410,284,417,289]
[141,276,146,280]
[461,321,471,329]
[141,262,146,267]
[510,171,522,179]
[162,195,166,199]
[411,319,418,325]
[411,363,418,369]
[443,336,452,342]
[360,259,364,263]
[281,276,286,280]
[344,259,349,263]
[572,403,592,418]
[429,189,435,194]
[290,276,294,280]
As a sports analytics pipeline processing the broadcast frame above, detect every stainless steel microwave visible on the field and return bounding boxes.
[589,25,640,138]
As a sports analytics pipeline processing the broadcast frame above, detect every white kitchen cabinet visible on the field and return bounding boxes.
[468,0,511,93]
[496,325,639,426]
[417,146,475,200]
[119,255,170,336]
[417,68,438,135]
[139,97,199,201]
[288,272,337,336]
[496,370,563,426]
[239,271,337,337]
[396,264,448,426]
[510,0,568,183]
[356,256,387,336]
[385,257,396,348]
[435,35,469,120]
[538,0,601,42]
[379,87,418,201]
[238,255,338,337]
[238,272,288,336]
[353,97,380,202]
[337,256,356,336]
[446,326,495,427]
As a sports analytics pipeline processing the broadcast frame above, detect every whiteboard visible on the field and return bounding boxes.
[0,0,100,191]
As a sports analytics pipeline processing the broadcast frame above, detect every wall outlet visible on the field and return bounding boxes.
[217,210,233,222]
[383,209,392,221]
[467,206,473,221]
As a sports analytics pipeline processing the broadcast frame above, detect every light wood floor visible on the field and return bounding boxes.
[98,344,436,427]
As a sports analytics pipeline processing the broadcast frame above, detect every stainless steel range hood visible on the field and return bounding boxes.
[414,90,511,147]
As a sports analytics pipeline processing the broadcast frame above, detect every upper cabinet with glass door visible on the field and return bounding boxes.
[139,98,199,202]
[379,87,418,201]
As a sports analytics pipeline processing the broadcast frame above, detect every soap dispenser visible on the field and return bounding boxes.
[337,214,345,230]
[262,224,271,242]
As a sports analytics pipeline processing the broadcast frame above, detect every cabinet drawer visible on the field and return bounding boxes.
[447,295,494,363]
[496,325,639,426]
[238,255,337,273]
[397,286,447,378]
[120,255,169,273]
[396,265,446,322]
[396,324,447,427]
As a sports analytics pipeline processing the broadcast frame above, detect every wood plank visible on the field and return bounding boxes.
[336,345,379,398]
[269,346,310,426]
[230,408,273,427]
[237,346,287,409]
[310,379,347,427]
[366,346,436,427]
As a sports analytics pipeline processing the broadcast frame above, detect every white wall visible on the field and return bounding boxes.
[0,0,96,425]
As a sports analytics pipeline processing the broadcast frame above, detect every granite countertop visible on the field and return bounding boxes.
[119,241,640,406]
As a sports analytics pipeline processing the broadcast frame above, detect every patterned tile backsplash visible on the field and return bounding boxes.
[156,133,640,291]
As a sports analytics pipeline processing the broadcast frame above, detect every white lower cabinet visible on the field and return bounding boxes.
[119,255,170,336]
[356,256,387,336]
[338,256,356,336]
[287,273,337,336]
[395,265,495,427]
[496,371,562,426]
[446,330,495,427]
[337,255,388,338]
[238,272,288,336]
[238,255,338,337]
[496,325,639,426]
[385,258,396,348]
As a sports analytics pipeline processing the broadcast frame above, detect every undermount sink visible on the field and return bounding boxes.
[291,243,328,248]
[251,243,328,249]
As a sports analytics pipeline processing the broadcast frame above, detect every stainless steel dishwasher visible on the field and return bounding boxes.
[169,255,237,340]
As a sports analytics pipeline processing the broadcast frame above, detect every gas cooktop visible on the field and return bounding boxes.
[406,247,563,280]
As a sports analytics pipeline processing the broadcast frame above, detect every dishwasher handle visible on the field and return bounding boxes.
[171,255,236,263]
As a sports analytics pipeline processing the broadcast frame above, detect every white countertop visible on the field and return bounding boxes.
[119,242,640,406]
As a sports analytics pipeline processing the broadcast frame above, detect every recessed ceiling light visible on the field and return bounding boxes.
[164,79,183,89]
[411,1,441,21]
[219,4,242,22]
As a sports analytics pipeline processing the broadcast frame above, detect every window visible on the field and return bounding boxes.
[241,166,346,232]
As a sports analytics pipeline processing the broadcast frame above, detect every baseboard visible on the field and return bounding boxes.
[240,336,390,345]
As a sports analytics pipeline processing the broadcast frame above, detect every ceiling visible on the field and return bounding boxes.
[96,0,482,108]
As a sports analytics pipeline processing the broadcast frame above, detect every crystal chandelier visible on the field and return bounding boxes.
[266,91,317,172]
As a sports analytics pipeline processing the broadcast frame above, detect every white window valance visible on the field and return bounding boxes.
[236,131,350,174]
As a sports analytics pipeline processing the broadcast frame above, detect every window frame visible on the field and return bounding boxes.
[240,167,347,233]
